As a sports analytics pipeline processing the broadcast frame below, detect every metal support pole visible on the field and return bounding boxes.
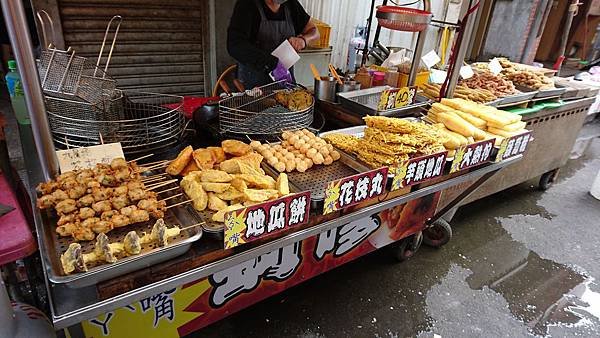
[2,0,58,181]
[361,0,377,67]
[446,0,479,98]
[408,29,428,85]
[408,0,432,86]
[556,0,581,71]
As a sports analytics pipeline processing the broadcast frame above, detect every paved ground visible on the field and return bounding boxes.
[3,93,600,337]
[198,139,600,337]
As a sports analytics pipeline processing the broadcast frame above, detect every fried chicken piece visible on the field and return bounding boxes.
[111,214,130,228]
[81,217,100,229]
[129,209,150,223]
[36,194,54,209]
[114,167,132,182]
[127,188,147,202]
[192,148,215,170]
[67,184,87,200]
[200,169,232,183]
[207,147,226,163]
[72,226,95,241]
[221,140,251,156]
[111,195,130,210]
[120,205,138,217]
[52,189,69,203]
[36,181,58,195]
[127,181,144,191]
[76,169,94,184]
[98,173,118,187]
[56,199,77,215]
[91,187,113,202]
[78,207,96,220]
[90,220,113,234]
[208,193,228,211]
[56,222,78,237]
[201,182,231,193]
[76,194,94,208]
[86,180,101,190]
[92,200,112,214]
[101,210,119,221]
[56,171,76,183]
[113,185,128,196]
[60,178,79,191]
[57,213,76,226]
[166,145,193,176]
[110,157,128,170]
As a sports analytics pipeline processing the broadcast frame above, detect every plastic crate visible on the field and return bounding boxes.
[309,19,331,49]
[398,71,430,87]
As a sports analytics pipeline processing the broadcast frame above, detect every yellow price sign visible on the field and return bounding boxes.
[376,87,417,111]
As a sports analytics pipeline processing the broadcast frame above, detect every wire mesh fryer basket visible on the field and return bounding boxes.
[47,91,185,155]
[219,81,314,138]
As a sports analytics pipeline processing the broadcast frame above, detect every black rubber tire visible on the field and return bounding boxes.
[394,232,423,262]
[539,170,558,191]
[423,219,452,248]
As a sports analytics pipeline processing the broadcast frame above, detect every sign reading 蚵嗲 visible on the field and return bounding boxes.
[495,131,532,162]
[376,87,417,111]
[323,167,388,215]
[450,139,495,173]
[224,191,311,249]
[391,151,447,190]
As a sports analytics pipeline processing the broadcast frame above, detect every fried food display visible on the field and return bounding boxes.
[178,145,291,224]
[422,83,500,103]
[60,218,184,274]
[426,98,528,153]
[323,117,446,169]
[497,58,554,90]
[321,133,360,154]
[166,145,193,175]
[274,89,313,111]
[250,129,340,173]
[36,158,166,242]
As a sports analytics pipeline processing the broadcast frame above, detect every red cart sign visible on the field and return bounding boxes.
[323,167,388,215]
[495,130,532,162]
[449,139,495,173]
[224,191,311,249]
[391,151,447,190]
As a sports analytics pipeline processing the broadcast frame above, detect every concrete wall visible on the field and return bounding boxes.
[481,0,538,61]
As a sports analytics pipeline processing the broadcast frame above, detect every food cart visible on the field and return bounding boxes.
[0,1,595,337]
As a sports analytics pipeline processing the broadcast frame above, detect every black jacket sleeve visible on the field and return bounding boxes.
[227,0,279,73]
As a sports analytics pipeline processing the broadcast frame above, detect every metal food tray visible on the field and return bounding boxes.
[557,84,582,100]
[41,184,202,288]
[496,88,537,107]
[336,86,430,117]
[533,86,566,99]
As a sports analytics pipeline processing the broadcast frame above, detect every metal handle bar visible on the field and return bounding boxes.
[94,15,123,78]
[35,10,55,49]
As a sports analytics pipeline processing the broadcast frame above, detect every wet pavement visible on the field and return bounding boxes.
[199,138,600,337]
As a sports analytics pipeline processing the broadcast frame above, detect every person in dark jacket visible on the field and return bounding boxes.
[227,0,319,89]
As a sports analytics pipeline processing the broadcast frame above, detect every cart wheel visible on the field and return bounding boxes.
[423,219,452,248]
[539,169,558,191]
[394,232,423,262]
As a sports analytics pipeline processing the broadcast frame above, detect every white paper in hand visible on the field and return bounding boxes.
[489,58,503,75]
[421,50,441,69]
[271,40,300,69]
[460,65,474,79]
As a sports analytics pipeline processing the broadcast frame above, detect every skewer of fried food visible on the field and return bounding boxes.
[154,186,180,195]
[165,199,192,209]
[140,174,168,184]
[178,222,207,232]
[146,179,178,191]
[127,153,154,163]
[136,160,170,173]
[158,193,183,202]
